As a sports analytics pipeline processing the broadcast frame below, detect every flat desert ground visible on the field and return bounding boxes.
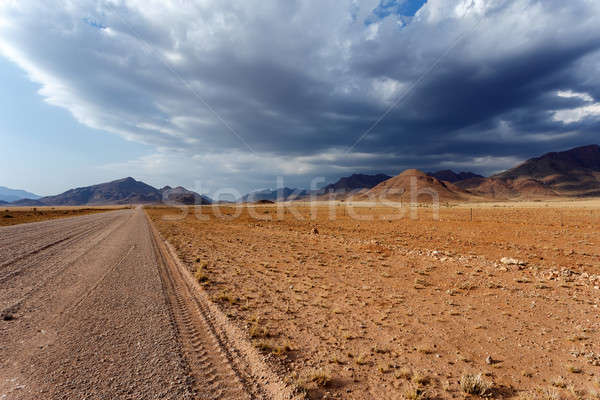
[147,200,600,400]
[0,206,127,227]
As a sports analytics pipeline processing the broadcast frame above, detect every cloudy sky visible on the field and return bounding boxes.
[1,0,599,196]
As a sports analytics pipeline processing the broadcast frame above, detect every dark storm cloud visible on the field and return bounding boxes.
[1,0,600,192]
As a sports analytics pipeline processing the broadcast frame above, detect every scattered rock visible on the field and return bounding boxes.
[500,257,527,266]
[311,227,319,235]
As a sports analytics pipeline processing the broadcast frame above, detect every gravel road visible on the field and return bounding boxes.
[0,207,292,400]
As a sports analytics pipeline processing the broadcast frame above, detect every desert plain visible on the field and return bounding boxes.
[147,200,600,400]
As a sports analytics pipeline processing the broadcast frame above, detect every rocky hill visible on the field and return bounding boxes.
[34,177,161,206]
[160,186,212,205]
[360,169,474,202]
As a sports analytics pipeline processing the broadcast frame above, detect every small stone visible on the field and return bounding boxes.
[2,313,14,321]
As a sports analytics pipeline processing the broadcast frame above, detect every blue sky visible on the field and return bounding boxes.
[0,57,151,195]
[1,0,600,196]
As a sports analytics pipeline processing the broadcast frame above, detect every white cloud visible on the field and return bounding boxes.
[553,104,600,124]
[553,90,600,123]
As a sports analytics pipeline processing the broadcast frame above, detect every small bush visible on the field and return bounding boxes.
[395,367,413,380]
[567,364,582,374]
[355,353,369,366]
[296,369,332,390]
[551,376,567,388]
[255,341,291,356]
[249,321,271,339]
[412,371,430,386]
[405,384,429,400]
[460,373,491,396]
[194,269,209,283]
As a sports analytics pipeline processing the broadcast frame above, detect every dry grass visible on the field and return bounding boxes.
[194,268,209,283]
[249,320,271,339]
[146,204,600,399]
[404,384,429,400]
[551,376,567,389]
[395,367,413,380]
[296,369,332,391]
[460,373,491,396]
[411,371,430,387]
[255,341,291,356]
[355,353,369,366]
[566,364,583,374]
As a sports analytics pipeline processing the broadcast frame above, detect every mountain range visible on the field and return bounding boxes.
[238,187,308,203]
[0,186,40,202]
[427,170,483,183]
[7,177,212,206]
[4,144,600,205]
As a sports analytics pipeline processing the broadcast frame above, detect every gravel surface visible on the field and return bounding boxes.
[0,208,193,399]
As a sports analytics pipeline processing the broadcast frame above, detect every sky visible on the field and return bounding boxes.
[1,0,600,196]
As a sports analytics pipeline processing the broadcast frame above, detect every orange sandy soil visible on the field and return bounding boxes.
[146,203,600,400]
[0,206,127,227]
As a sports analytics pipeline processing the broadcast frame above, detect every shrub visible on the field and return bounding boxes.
[460,373,491,396]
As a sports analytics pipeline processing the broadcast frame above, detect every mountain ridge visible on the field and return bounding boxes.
[9,177,212,206]
[427,170,483,183]
[5,144,600,205]
[0,186,41,202]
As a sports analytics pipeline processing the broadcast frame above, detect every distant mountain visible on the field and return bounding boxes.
[32,177,162,206]
[427,170,483,183]
[0,186,40,202]
[456,144,600,199]
[360,169,473,202]
[321,173,391,193]
[238,187,308,203]
[493,144,600,196]
[160,186,212,205]
[10,198,46,206]
[8,178,214,206]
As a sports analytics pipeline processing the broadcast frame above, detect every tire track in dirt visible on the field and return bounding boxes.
[0,216,121,283]
[148,214,298,400]
[0,210,130,272]
[0,212,120,258]
[0,208,193,400]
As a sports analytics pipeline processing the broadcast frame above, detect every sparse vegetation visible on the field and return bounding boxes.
[460,373,491,396]
[395,367,413,380]
[411,371,430,387]
[566,364,582,374]
[147,202,600,400]
[551,376,567,389]
[249,320,271,339]
[194,268,209,283]
[255,341,291,356]
[355,353,369,366]
[405,384,429,400]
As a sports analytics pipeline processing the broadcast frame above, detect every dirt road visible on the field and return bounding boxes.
[0,207,290,400]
